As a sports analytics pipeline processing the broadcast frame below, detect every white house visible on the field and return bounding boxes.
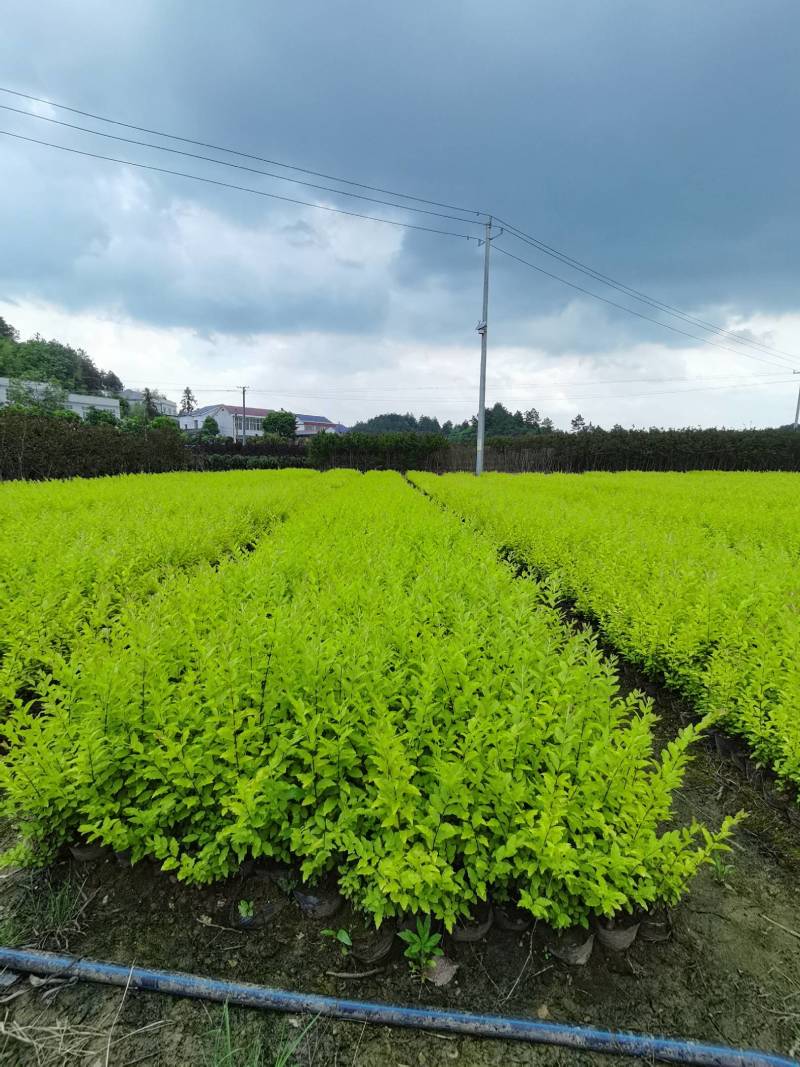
[178,404,345,440]
[0,377,121,420]
[120,389,178,416]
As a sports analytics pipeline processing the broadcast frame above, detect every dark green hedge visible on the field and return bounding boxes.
[470,427,800,473]
[307,431,450,471]
[2,413,798,481]
[0,410,188,481]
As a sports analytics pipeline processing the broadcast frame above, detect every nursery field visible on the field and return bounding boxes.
[0,469,735,928]
[0,468,799,1064]
[411,471,800,814]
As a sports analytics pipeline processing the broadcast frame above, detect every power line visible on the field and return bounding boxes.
[0,86,485,219]
[118,371,789,396]
[250,379,797,402]
[123,377,797,404]
[492,244,798,373]
[0,130,479,243]
[494,217,800,367]
[0,103,484,229]
[3,85,797,372]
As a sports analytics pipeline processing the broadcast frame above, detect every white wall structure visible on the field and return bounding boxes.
[178,404,235,435]
[178,404,345,440]
[0,377,121,420]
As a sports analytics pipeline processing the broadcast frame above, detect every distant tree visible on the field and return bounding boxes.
[540,416,555,432]
[524,408,540,430]
[179,386,197,415]
[571,414,587,433]
[140,388,159,420]
[85,407,119,427]
[199,415,220,440]
[417,415,443,434]
[351,412,420,434]
[74,350,103,394]
[262,410,296,438]
[100,370,124,394]
[0,316,18,342]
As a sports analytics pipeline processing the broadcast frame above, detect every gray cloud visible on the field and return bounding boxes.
[1,0,799,424]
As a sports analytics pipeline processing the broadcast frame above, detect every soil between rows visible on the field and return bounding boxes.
[1,657,799,1067]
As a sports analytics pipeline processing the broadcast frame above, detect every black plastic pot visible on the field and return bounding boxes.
[714,731,739,759]
[544,926,595,966]
[451,902,494,943]
[68,840,107,863]
[229,899,279,931]
[744,758,765,791]
[352,924,396,965]
[762,778,790,812]
[596,915,640,952]
[637,906,672,943]
[293,886,343,920]
[494,903,532,934]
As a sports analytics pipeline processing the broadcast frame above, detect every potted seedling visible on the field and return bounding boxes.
[229,895,277,930]
[238,899,255,927]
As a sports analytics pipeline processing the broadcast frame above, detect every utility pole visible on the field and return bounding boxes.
[793,371,800,431]
[239,385,248,445]
[475,217,493,475]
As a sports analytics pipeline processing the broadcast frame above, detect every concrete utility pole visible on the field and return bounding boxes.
[240,385,248,445]
[794,371,800,431]
[475,217,493,475]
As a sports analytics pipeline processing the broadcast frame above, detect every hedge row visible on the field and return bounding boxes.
[0,410,187,481]
[2,412,799,481]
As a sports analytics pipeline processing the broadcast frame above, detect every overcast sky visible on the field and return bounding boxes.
[1,1,799,429]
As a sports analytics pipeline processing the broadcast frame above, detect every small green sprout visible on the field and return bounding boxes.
[237,899,254,920]
[321,928,352,956]
[397,916,443,978]
[709,855,734,886]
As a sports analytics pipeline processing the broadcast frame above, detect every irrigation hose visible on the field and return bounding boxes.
[0,948,795,1066]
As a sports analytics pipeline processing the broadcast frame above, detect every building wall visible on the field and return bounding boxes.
[296,420,334,436]
[178,407,235,436]
[0,377,120,420]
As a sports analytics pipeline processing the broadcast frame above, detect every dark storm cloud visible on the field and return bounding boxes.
[1,0,798,345]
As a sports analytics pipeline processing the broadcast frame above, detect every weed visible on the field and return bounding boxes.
[398,916,443,978]
[709,855,734,886]
[321,927,352,956]
[203,1004,317,1067]
[238,899,254,921]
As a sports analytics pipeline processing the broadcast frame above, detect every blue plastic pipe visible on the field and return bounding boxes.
[0,947,795,1067]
